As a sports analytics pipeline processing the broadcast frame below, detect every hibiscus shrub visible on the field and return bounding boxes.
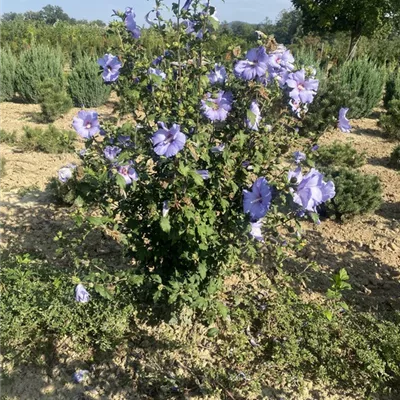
[0,47,16,102]
[68,55,111,107]
[15,45,64,104]
[321,168,382,220]
[59,1,335,317]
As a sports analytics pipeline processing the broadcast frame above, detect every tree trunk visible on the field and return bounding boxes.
[347,31,361,61]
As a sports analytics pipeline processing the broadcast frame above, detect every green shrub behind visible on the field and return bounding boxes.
[38,79,73,122]
[389,145,400,170]
[384,70,400,109]
[315,142,366,169]
[68,55,110,107]
[322,168,382,220]
[338,59,385,118]
[20,125,75,153]
[379,99,400,141]
[15,45,64,103]
[0,48,17,102]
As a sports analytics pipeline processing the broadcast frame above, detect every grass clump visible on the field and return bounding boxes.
[20,125,76,153]
[0,129,18,145]
[315,142,366,169]
[0,157,6,178]
[38,79,73,122]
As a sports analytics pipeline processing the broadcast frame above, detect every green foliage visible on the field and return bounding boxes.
[322,168,382,220]
[384,70,400,109]
[0,129,17,144]
[292,0,400,57]
[20,125,75,153]
[300,74,357,135]
[379,99,400,141]
[338,58,385,118]
[315,142,366,169]
[15,44,64,103]
[68,55,111,107]
[38,79,73,122]
[389,145,400,170]
[0,156,6,178]
[0,47,16,101]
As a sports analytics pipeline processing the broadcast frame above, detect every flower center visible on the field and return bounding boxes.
[120,167,128,175]
[298,84,305,91]
[164,132,175,144]
[86,122,92,129]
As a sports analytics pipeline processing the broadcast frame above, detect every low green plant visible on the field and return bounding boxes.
[0,47,17,102]
[300,74,359,136]
[0,129,18,145]
[38,79,73,122]
[68,55,111,107]
[379,99,400,141]
[315,142,366,169]
[15,44,64,103]
[0,156,6,178]
[384,70,400,109]
[321,168,382,220]
[389,145,400,170]
[20,125,75,153]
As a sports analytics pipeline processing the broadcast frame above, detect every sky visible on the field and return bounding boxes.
[0,0,293,25]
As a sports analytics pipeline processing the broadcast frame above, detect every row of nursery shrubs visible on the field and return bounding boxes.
[0,45,110,121]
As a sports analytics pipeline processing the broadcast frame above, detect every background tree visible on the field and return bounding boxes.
[273,9,302,44]
[291,0,400,58]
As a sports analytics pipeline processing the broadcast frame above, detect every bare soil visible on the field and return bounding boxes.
[1,103,399,399]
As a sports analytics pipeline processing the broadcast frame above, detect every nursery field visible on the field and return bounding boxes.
[2,2,400,399]
[1,99,399,399]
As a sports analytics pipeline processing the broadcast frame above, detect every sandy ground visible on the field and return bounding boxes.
[1,103,399,399]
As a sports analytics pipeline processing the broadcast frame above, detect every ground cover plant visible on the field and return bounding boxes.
[18,126,76,153]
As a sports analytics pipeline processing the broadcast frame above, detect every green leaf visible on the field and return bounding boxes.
[207,327,219,337]
[189,170,204,186]
[246,109,256,126]
[323,310,333,321]
[160,216,171,233]
[178,162,190,177]
[116,173,127,188]
[338,268,350,281]
[216,301,228,318]
[198,262,207,280]
[87,216,107,226]
[94,284,113,300]
[74,196,84,207]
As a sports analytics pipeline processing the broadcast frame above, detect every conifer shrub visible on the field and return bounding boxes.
[389,145,400,170]
[300,75,358,135]
[0,48,16,102]
[20,125,75,153]
[315,142,366,169]
[321,168,382,220]
[384,70,400,109]
[15,45,64,103]
[38,79,73,122]
[338,59,385,118]
[379,99,400,140]
[68,55,111,107]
